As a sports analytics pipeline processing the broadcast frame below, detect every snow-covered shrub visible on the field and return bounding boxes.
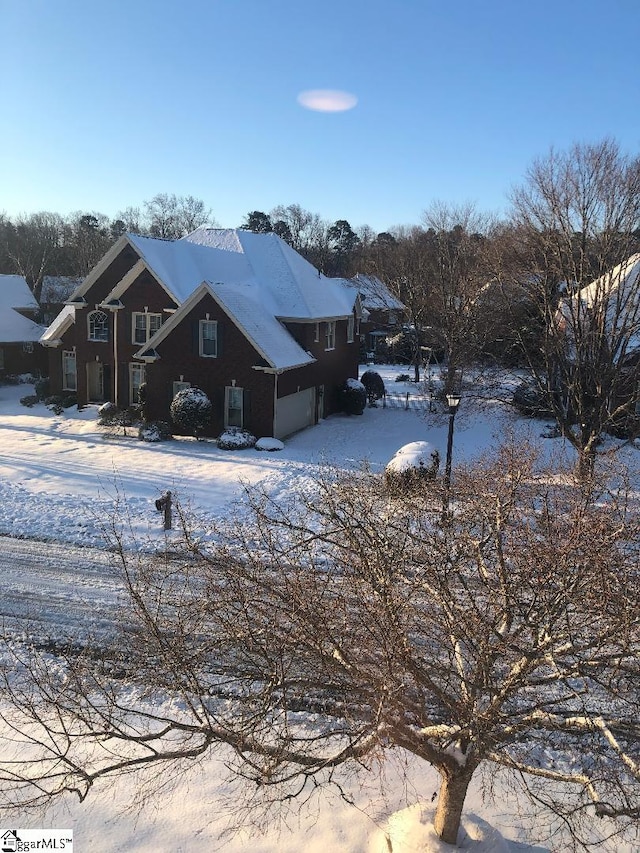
[34,377,50,400]
[98,402,140,437]
[138,421,172,442]
[255,437,284,452]
[339,378,367,415]
[19,394,39,408]
[360,370,385,406]
[395,373,411,383]
[217,428,257,450]
[385,441,440,492]
[44,394,77,414]
[170,387,212,439]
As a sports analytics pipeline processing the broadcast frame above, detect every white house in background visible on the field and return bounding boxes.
[0,274,47,376]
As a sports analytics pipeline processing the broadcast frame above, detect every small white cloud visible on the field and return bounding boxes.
[297,89,358,113]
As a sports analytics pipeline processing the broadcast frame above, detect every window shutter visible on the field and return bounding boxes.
[217,322,223,357]
[193,321,199,355]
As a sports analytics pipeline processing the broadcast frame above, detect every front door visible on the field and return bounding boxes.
[86,361,104,402]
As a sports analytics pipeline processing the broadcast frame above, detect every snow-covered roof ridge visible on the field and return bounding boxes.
[40,305,75,345]
[578,253,640,308]
[0,274,39,311]
[183,228,356,319]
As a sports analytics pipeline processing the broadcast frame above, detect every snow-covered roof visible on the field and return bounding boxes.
[349,273,405,312]
[560,254,640,355]
[137,282,315,372]
[40,305,76,345]
[0,274,39,312]
[40,276,83,303]
[182,228,355,320]
[0,309,46,344]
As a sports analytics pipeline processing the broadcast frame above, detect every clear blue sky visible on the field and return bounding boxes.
[1,0,639,233]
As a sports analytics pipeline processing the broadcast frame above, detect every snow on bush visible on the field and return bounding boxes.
[217,428,257,450]
[255,437,284,452]
[170,387,212,439]
[339,378,367,415]
[385,441,440,490]
[360,369,385,406]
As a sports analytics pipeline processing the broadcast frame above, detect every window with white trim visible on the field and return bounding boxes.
[132,312,162,345]
[314,322,320,343]
[129,363,146,404]
[88,310,109,341]
[325,321,336,351]
[225,386,243,428]
[173,380,191,397]
[199,320,218,357]
[22,341,34,353]
[347,315,354,343]
[62,350,77,391]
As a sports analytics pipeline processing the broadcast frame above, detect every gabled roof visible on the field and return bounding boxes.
[135,281,315,372]
[559,254,640,357]
[40,304,76,346]
[0,274,39,311]
[348,273,405,312]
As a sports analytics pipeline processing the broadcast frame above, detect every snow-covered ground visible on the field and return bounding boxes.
[0,366,636,852]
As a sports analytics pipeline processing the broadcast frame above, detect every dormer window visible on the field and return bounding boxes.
[88,310,109,342]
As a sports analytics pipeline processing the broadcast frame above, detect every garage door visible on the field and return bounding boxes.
[275,387,316,439]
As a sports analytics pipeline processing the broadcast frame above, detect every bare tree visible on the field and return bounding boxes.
[143,193,215,239]
[508,139,640,480]
[0,443,638,849]
[421,202,495,393]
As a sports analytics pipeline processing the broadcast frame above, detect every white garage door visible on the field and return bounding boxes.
[275,387,316,439]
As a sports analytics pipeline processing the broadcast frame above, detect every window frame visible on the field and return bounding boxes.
[199,319,218,358]
[347,315,355,343]
[225,385,243,428]
[62,350,77,392]
[132,312,162,345]
[129,362,146,404]
[88,310,109,342]
[325,320,336,351]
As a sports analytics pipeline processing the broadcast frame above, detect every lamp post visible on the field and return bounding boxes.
[442,393,461,524]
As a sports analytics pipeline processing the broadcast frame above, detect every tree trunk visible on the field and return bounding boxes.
[433,768,474,845]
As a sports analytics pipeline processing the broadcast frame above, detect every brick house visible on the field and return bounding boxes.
[0,274,47,377]
[40,229,362,439]
[348,273,406,360]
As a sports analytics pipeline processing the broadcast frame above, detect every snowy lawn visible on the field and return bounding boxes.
[0,366,637,852]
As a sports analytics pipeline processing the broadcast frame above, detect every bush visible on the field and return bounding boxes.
[20,395,39,408]
[44,394,77,415]
[217,428,257,450]
[339,378,367,416]
[385,441,441,493]
[98,402,141,437]
[395,373,411,383]
[360,370,385,407]
[170,387,212,439]
[34,377,50,400]
[139,421,172,442]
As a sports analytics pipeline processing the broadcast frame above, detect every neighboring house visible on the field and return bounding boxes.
[348,273,406,359]
[40,276,83,325]
[555,253,640,427]
[0,274,47,376]
[41,229,362,439]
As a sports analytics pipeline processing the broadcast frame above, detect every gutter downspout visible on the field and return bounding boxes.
[273,372,278,438]
[113,309,118,406]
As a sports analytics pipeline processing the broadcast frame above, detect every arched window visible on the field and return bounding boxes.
[88,310,109,342]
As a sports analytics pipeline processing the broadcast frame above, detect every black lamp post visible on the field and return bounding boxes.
[442,393,461,524]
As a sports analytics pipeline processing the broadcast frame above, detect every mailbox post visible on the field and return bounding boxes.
[155,491,172,531]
